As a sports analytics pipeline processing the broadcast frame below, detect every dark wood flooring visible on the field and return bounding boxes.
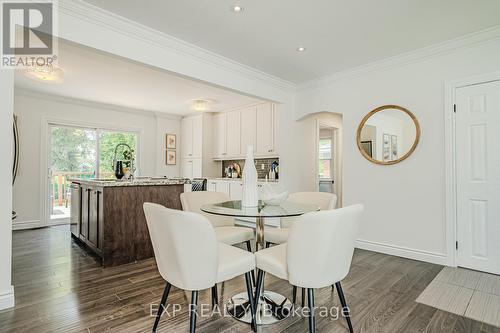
[0,225,498,333]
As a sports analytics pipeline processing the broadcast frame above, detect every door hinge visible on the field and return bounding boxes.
[456,241,459,250]
[453,104,457,113]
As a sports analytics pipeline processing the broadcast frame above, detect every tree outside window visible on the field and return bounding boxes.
[318,138,332,179]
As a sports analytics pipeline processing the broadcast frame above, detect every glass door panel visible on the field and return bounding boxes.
[49,125,97,221]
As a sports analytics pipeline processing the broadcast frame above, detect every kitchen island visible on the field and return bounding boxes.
[69,178,188,267]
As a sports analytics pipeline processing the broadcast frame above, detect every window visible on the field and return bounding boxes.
[318,138,332,179]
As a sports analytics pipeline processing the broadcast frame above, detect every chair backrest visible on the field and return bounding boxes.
[281,192,338,228]
[180,191,234,227]
[286,204,363,288]
[143,203,218,290]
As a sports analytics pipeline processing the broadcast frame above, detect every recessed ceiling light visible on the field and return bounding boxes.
[231,5,244,13]
[296,46,306,52]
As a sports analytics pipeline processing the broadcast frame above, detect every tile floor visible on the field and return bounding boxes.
[417,266,500,327]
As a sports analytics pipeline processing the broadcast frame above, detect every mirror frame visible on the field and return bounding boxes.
[356,105,421,165]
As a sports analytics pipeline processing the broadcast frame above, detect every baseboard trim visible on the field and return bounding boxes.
[0,286,15,310]
[12,219,69,230]
[12,220,42,230]
[355,239,448,266]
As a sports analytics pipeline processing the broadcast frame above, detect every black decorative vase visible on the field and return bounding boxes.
[115,161,125,180]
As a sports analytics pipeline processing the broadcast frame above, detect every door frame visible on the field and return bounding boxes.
[40,117,142,227]
[444,71,500,267]
[315,120,341,206]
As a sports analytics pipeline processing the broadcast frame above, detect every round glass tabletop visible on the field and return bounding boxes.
[201,200,319,218]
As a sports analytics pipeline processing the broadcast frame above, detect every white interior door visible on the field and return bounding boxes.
[456,80,500,275]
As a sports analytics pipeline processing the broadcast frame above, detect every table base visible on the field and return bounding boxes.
[226,291,293,325]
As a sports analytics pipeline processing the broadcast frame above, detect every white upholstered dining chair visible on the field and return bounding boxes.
[254,204,363,333]
[265,192,338,246]
[143,203,257,333]
[180,191,254,249]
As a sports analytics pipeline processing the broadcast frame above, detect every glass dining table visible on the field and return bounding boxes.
[201,200,319,325]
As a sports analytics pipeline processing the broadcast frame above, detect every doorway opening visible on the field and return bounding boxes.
[47,123,138,224]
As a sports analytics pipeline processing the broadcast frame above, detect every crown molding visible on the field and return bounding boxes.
[56,0,295,92]
[15,88,182,120]
[297,25,500,91]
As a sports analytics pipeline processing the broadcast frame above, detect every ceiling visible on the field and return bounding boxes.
[14,40,262,116]
[83,0,500,83]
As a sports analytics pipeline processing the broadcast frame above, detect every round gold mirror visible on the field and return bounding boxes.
[357,105,420,165]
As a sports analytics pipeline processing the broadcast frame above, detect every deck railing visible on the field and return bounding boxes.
[51,171,113,207]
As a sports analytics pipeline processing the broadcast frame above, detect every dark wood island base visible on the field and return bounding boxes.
[70,179,186,267]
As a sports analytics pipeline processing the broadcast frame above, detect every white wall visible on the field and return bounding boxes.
[156,115,182,177]
[0,71,14,310]
[280,111,343,203]
[293,39,500,264]
[12,91,181,229]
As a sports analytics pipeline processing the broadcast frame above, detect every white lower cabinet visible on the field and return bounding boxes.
[229,181,243,200]
[181,158,203,178]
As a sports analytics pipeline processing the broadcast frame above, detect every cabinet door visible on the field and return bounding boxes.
[80,186,90,240]
[192,158,202,178]
[229,181,243,200]
[181,159,193,178]
[181,117,193,158]
[192,115,203,158]
[88,189,99,248]
[226,111,241,157]
[215,180,230,196]
[273,105,280,155]
[207,180,217,192]
[213,114,227,158]
[256,103,274,156]
[240,107,257,154]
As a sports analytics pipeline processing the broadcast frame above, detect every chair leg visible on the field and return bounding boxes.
[336,282,353,333]
[245,241,256,285]
[301,287,306,307]
[307,288,316,333]
[292,285,297,304]
[245,272,257,331]
[211,284,218,309]
[153,282,171,332]
[189,290,198,333]
[254,269,265,305]
[265,241,271,248]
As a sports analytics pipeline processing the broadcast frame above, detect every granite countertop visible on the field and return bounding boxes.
[69,177,190,187]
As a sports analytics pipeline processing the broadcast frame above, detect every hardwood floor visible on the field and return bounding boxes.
[1,225,498,333]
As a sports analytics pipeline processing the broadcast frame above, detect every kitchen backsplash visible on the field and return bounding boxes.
[222,158,279,180]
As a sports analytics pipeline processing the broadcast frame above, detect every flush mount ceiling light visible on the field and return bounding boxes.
[190,99,211,112]
[231,5,244,13]
[24,64,64,83]
[296,46,306,52]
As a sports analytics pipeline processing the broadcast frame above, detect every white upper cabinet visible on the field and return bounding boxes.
[226,111,241,157]
[192,115,203,158]
[212,102,279,160]
[181,116,193,158]
[256,103,275,156]
[240,106,257,154]
[213,113,227,158]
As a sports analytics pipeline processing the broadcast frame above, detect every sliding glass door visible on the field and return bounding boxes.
[47,124,138,223]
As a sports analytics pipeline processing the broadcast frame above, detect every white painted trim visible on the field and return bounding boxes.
[444,71,500,267]
[56,0,294,92]
[0,286,15,310]
[12,220,42,231]
[298,25,500,91]
[355,239,448,266]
